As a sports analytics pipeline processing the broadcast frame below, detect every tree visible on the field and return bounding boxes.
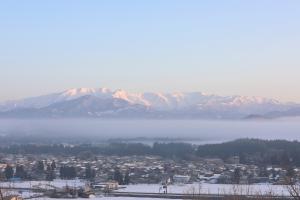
[287,166,295,178]
[85,164,95,180]
[60,166,77,179]
[15,165,26,179]
[124,171,130,185]
[113,168,123,185]
[5,165,13,180]
[286,178,300,200]
[37,160,44,172]
[59,166,64,179]
[233,168,241,184]
[68,166,77,179]
[51,160,56,170]
[46,164,55,181]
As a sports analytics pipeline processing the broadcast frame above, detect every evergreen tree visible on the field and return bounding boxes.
[5,165,13,180]
[51,160,56,170]
[37,160,44,172]
[59,166,64,179]
[15,165,26,179]
[233,168,241,184]
[113,168,123,185]
[46,164,55,181]
[60,166,77,179]
[85,164,95,180]
[271,168,277,179]
[287,166,295,178]
[124,171,130,185]
[69,166,76,179]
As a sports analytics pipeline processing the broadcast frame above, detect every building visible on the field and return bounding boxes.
[173,175,190,184]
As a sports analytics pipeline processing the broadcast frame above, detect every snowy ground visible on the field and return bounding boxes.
[0,179,292,199]
[0,179,85,189]
[31,198,166,200]
[118,183,289,196]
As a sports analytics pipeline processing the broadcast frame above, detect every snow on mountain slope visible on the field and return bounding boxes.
[0,88,112,111]
[0,87,297,119]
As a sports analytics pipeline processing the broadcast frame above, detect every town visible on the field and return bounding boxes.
[1,139,300,199]
[0,152,297,186]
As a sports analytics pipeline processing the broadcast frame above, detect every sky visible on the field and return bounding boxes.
[0,0,300,103]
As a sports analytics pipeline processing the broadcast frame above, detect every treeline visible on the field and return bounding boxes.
[2,139,300,166]
[196,139,300,166]
[0,142,195,159]
[4,160,57,181]
[3,160,98,181]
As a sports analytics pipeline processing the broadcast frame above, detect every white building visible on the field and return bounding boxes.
[173,175,190,184]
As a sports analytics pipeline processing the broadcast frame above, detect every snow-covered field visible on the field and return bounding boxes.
[0,179,85,189]
[0,179,293,199]
[29,183,290,199]
[32,198,166,200]
[118,183,289,196]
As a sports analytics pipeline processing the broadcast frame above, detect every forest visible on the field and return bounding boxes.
[1,139,300,166]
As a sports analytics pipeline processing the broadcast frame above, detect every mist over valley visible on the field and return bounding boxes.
[0,118,299,144]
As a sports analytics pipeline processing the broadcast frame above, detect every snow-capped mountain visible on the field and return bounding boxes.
[0,88,113,111]
[0,88,298,119]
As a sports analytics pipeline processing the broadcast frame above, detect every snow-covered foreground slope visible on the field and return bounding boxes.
[0,87,298,119]
[32,198,166,200]
[0,180,291,199]
[119,183,289,196]
[0,179,85,189]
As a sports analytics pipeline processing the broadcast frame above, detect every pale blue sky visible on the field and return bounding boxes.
[0,0,299,102]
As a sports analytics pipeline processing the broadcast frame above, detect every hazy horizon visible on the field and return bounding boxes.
[1,118,300,143]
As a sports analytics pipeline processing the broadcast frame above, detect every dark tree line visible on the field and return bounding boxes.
[0,142,195,159]
[196,139,300,166]
[2,139,300,166]
[4,164,28,180]
[3,160,57,181]
[3,160,95,181]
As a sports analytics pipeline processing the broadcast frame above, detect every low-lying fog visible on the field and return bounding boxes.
[0,118,300,144]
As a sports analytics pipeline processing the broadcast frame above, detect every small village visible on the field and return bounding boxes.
[0,147,299,200]
[0,152,298,186]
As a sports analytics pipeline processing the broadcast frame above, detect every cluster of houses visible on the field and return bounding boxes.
[0,152,298,185]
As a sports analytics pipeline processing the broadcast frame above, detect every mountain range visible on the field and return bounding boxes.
[0,88,299,119]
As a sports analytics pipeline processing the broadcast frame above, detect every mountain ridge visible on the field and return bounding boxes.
[0,87,299,119]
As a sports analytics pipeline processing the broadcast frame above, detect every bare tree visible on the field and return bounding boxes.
[184,182,203,199]
[286,177,300,200]
[0,189,3,200]
[185,183,279,200]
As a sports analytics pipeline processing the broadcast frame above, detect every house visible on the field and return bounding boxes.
[173,175,190,184]
[93,181,119,191]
